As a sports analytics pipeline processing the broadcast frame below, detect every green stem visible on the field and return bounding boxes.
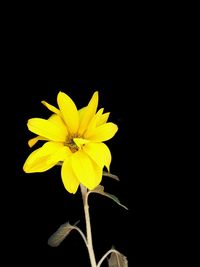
[80,184,97,267]
[97,248,120,267]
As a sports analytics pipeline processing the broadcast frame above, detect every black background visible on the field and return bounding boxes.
[6,77,170,266]
[1,4,186,264]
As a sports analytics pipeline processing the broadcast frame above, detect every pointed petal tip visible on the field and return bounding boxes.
[106,166,110,172]
[94,91,99,99]
[90,91,99,101]
[58,91,65,96]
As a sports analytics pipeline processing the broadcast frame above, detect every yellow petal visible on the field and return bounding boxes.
[61,158,80,194]
[78,91,98,135]
[48,114,68,135]
[47,146,72,165]
[57,91,79,134]
[84,122,118,142]
[83,142,111,171]
[71,150,102,190]
[23,142,64,173]
[28,136,48,147]
[73,137,90,148]
[27,118,67,142]
[78,106,86,121]
[41,100,61,115]
[96,112,110,126]
[28,115,68,147]
[85,108,104,134]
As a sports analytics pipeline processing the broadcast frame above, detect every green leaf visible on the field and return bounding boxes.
[103,171,120,181]
[91,185,128,210]
[47,221,79,247]
[108,250,128,267]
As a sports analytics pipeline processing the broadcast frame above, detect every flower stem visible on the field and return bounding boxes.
[97,248,120,267]
[80,184,97,267]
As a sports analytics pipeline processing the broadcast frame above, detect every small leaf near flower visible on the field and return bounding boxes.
[103,171,120,181]
[90,185,128,210]
[108,249,128,267]
[47,221,80,247]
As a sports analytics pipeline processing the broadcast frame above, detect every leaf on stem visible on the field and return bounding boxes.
[90,185,128,210]
[108,250,128,267]
[103,171,120,181]
[47,221,80,247]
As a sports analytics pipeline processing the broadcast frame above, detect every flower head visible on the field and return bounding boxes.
[23,91,118,194]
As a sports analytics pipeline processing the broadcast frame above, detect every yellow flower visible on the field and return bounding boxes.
[23,91,118,194]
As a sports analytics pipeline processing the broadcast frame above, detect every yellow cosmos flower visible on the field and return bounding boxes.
[23,91,118,194]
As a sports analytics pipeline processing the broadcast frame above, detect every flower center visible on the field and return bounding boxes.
[64,135,79,153]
